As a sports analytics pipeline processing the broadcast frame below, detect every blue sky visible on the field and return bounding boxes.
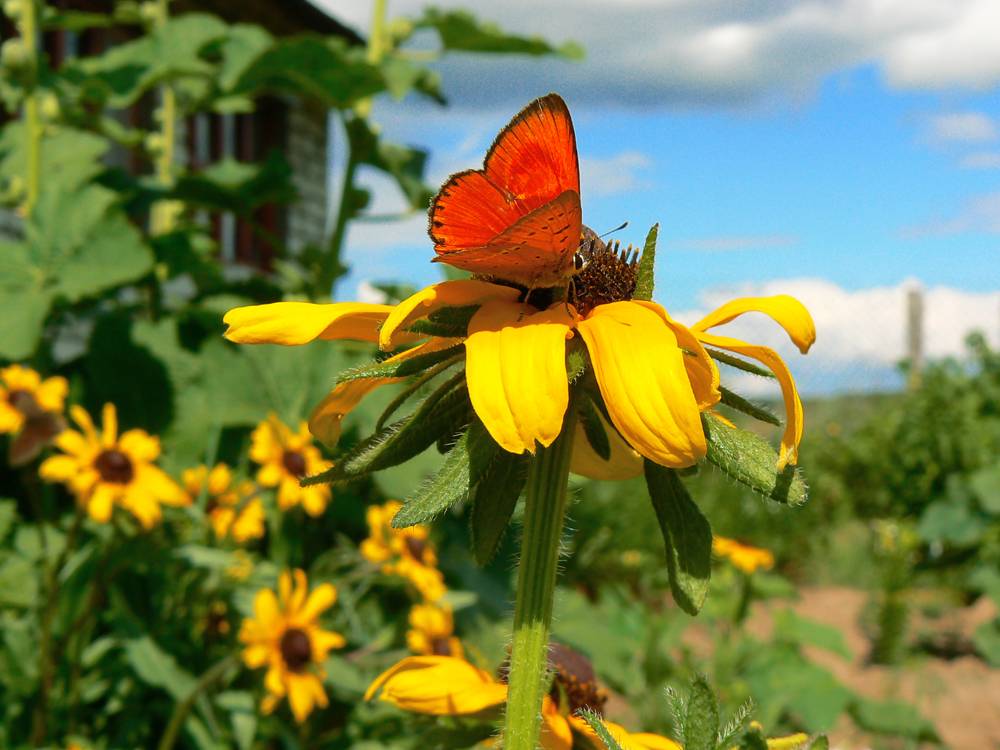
[320,0,1000,392]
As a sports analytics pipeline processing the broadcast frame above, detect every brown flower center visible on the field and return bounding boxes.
[547,642,608,715]
[430,636,454,656]
[281,450,307,478]
[404,536,426,562]
[94,449,134,484]
[279,627,312,672]
[570,233,639,317]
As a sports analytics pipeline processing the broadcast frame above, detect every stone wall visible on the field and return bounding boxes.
[285,102,330,253]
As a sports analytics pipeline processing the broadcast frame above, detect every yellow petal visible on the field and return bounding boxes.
[101,403,117,447]
[310,628,347,659]
[69,405,98,445]
[540,697,573,750]
[39,455,82,483]
[577,302,705,468]
[568,717,682,750]
[569,407,643,480]
[88,483,116,523]
[634,301,720,410]
[308,337,461,447]
[379,280,521,351]
[223,301,396,345]
[766,733,810,749]
[694,331,804,468]
[364,655,508,715]
[296,583,337,623]
[242,643,270,668]
[252,588,281,629]
[35,375,68,412]
[465,300,573,454]
[287,672,325,723]
[691,295,816,355]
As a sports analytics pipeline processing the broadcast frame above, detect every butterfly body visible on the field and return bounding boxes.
[428,94,582,288]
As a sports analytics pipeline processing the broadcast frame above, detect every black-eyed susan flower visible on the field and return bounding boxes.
[239,569,345,723]
[223,268,813,474]
[250,414,330,516]
[406,601,463,657]
[366,644,674,750]
[0,364,67,463]
[712,536,775,575]
[360,500,445,601]
[39,403,187,528]
[182,463,265,543]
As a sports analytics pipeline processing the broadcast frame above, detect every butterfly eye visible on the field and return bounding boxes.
[574,251,588,271]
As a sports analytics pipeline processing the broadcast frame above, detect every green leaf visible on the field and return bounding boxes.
[337,343,463,383]
[773,609,852,659]
[0,555,38,608]
[702,413,808,506]
[417,8,584,59]
[633,223,658,301]
[171,152,294,215]
[968,462,1000,514]
[973,619,1000,667]
[577,708,625,750]
[230,37,383,108]
[578,395,611,461]
[738,726,768,750]
[469,448,529,565]
[706,348,775,379]
[683,674,719,750]
[392,419,498,528]
[849,697,938,741]
[719,386,781,427]
[917,498,983,546]
[0,501,17,543]
[644,462,712,615]
[0,124,109,193]
[304,377,470,484]
[123,637,196,700]
[346,117,434,211]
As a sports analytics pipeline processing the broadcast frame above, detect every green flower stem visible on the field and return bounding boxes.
[149,0,177,235]
[503,408,578,750]
[157,653,238,750]
[21,0,41,215]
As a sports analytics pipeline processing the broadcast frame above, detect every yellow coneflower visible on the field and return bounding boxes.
[406,602,463,658]
[39,403,187,529]
[250,414,330,516]
[712,536,775,575]
[0,364,67,434]
[366,644,676,750]
[223,276,813,474]
[360,500,445,601]
[239,569,345,723]
[182,463,265,543]
[226,549,254,581]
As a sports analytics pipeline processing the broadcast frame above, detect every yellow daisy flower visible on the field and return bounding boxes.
[223,272,814,474]
[0,364,68,464]
[239,569,346,723]
[360,500,445,601]
[0,363,67,434]
[250,414,331,516]
[182,463,265,543]
[366,645,672,750]
[712,536,775,575]
[406,601,463,658]
[39,403,187,529]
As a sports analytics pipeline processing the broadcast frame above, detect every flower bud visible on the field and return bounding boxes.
[1,38,28,69]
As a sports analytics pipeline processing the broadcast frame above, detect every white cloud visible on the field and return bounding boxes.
[903,190,1000,236]
[671,278,1000,394]
[959,152,1000,169]
[924,112,998,143]
[672,234,798,251]
[579,151,652,197]
[316,0,1000,109]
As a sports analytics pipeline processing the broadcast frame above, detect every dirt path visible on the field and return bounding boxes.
[747,587,1000,749]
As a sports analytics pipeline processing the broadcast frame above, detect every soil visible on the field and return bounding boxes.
[745,587,1000,750]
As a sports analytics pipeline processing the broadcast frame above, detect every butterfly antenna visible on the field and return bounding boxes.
[598,221,628,239]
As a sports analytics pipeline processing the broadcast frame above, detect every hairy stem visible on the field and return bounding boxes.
[503,408,577,750]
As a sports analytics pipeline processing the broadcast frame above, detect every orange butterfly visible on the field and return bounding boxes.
[428,93,582,289]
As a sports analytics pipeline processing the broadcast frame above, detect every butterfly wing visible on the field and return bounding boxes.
[429,94,581,285]
[432,190,581,287]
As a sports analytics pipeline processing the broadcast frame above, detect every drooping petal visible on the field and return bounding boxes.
[308,337,462,446]
[633,300,720,409]
[364,655,508,715]
[379,279,521,351]
[691,295,816,354]
[568,716,682,750]
[465,300,573,454]
[223,302,396,345]
[569,408,643,480]
[694,331,804,468]
[577,302,706,468]
[286,672,325,723]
